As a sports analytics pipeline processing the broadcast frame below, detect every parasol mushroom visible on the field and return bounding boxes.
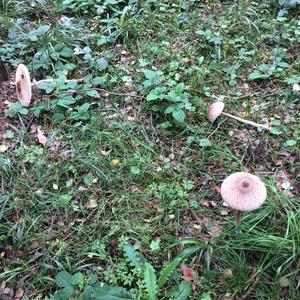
[220,172,267,233]
[14,64,83,106]
[16,64,32,106]
[208,101,269,130]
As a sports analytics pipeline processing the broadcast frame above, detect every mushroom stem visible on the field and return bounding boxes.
[236,211,242,234]
[221,112,269,130]
[32,78,84,86]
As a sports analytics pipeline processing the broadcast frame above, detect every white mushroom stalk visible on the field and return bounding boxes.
[220,172,267,233]
[208,101,270,130]
[32,78,83,86]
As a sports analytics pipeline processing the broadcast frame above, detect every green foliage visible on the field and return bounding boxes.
[1,1,299,299]
[5,102,28,117]
[144,262,158,300]
[51,271,133,300]
[142,70,195,124]
[168,281,192,300]
[123,243,145,269]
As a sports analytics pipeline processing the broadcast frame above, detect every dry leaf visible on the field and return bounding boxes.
[15,288,24,299]
[0,145,8,153]
[181,264,197,282]
[214,185,221,193]
[100,149,111,156]
[89,199,98,208]
[37,128,47,146]
[111,159,120,166]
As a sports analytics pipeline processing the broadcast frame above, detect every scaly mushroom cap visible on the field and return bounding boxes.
[16,64,32,106]
[208,101,224,123]
[221,172,267,212]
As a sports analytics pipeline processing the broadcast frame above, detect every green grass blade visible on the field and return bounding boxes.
[158,246,201,288]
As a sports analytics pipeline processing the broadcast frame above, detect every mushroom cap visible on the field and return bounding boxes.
[220,172,267,212]
[208,101,224,123]
[15,64,32,106]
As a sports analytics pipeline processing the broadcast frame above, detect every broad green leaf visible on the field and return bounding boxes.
[270,127,282,135]
[130,166,140,175]
[19,108,29,115]
[143,70,157,80]
[55,271,73,288]
[98,57,108,70]
[92,284,133,299]
[92,76,107,86]
[35,25,50,35]
[54,194,73,208]
[57,96,76,108]
[168,281,192,300]
[147,92,160,101]
[172,109,185,123]
[4,130,14,139]
[144,262,157,300]
[283,140,297,147]
[86,90,100,98]
[78,103,91,112]
[71,272,84,285]
[201,292,212,300]
[59,47,74,57]
[198,138,211,147]
[248,70,268,80]
[150,240,160,251]
[165,106,175,114]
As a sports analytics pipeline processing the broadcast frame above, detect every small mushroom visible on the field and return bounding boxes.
[208,101,269,130]
[15,64,32,106]
[220,172,267,233]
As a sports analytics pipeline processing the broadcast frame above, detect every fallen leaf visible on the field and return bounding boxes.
[37,128,47,146]
[15,288,24,298]
[100,149,111,156]
[280,277,290,287]
[111,159,120,166]
[89,199,98,208]
[0,145,8,153]
[220,210,228,216]
[210,224,223,236]
[181,264,197,281]
[214,185,221,193]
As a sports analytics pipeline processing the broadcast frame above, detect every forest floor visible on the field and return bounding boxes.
[0,1,299,299]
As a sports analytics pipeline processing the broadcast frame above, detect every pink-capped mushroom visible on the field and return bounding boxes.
[220,172,267,232]
[208,101,269,130]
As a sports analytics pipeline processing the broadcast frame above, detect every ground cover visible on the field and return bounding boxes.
[0,1,299,299]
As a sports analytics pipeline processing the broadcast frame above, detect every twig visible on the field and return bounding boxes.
[235,271,260,300]
[207,120,223,138]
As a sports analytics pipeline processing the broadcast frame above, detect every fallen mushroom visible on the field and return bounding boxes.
[220,172,267,233]
[14,64,83,106]
[16,64,32,106]
[208,101,269,130]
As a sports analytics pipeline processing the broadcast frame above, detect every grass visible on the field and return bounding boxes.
[0,0,299,299]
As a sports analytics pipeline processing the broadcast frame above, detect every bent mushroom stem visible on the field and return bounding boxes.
[221,112,269,130]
